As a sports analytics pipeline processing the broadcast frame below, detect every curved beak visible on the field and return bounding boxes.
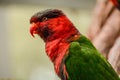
[30,23,38,37]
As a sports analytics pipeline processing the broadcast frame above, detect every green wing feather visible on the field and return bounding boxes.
[65,35,120,80]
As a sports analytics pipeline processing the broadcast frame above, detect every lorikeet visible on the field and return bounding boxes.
[29,9,120,80]
[110,0,120,9]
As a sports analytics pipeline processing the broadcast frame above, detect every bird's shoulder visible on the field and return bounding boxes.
[64,35,120,80]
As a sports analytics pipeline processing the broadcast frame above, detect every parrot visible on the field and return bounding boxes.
[110,0,120,9]
[29,9,120,80]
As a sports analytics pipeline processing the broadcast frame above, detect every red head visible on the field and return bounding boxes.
[30,9,79,42]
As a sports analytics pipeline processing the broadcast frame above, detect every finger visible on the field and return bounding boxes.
[87,0,114,40]
[92,9,120,58]
[108,36,120,74]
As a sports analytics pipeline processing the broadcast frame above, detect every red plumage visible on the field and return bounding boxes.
[110,0,120,9]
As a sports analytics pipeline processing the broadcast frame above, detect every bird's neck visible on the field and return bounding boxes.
[46,38,69,75]
[45,23,80,62]
[45,33,80,78]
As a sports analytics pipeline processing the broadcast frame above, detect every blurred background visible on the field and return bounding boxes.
[0,0,95,80]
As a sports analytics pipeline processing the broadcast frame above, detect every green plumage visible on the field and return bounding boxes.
[65,35,120,80]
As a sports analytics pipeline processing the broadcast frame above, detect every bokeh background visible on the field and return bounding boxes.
[0,0,95,80]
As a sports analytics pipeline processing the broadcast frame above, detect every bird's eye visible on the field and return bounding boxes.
[41,17,48,22]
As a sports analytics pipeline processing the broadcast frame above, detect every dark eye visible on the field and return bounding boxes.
[41,17,48,22]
